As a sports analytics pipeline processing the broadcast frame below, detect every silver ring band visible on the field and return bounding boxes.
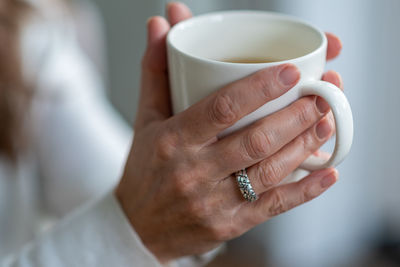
[235,169,258,202]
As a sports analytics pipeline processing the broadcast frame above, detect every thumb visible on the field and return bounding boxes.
[136,16,171,130]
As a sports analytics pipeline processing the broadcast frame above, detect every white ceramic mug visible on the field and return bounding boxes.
[167,11,353,170]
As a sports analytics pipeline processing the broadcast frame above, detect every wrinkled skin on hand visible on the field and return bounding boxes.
[116,2,344,264]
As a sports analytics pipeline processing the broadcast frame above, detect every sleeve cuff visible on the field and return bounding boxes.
[5,191,222,267]
[19,191,164,266]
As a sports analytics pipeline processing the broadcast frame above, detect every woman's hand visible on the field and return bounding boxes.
[116,2,343,264]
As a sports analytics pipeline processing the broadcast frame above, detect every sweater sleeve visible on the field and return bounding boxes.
[1,192,165,267]
[2,192,223,267]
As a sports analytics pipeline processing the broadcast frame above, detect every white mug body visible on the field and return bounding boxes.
[167,11,353,170]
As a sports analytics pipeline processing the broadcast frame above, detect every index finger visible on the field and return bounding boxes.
[173,64,300,145]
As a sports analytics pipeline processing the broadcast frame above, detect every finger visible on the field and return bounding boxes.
[242,168,338,226]
[312,150,331,159]
[245,116,334,194]
[166,2,192,26]
[174,64,300,145]
[326,32,342,61]
[322,70,343,90]
[321,70,344,135]
[205,93,331,177]
[136,17,171,129]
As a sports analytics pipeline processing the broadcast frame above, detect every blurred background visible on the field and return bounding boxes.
[77,0,400,266]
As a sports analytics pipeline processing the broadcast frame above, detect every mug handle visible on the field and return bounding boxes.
[298,80,353,171]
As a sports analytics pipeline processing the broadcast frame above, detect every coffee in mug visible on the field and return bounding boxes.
[221,57,284,63]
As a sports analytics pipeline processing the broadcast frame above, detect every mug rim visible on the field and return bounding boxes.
[167,10,327,66]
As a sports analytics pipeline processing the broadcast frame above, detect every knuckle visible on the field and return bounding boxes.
[228,223,242,238]
[292,99,314,127]
[244,130,273,160]
[249,71,274,99]
[209,92,237,126]
[186,200,208,219]
[302,183,319,202]
[208,223,233,242]
[154,131,179,160]
[267,189,289,217]
[258,160,285,189]
[299,130,317,152]
[171,169,193,196]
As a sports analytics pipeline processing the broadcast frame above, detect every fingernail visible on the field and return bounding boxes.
[315,96,330,114]
[316,119,332,140]
[279,65,300,86]
[320,172,337,188]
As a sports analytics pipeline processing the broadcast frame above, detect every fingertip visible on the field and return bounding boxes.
[166,1,192,26]
[143,16,170,72]
[326,32,343,60]
[329,32,343,50]
[309,167,336,179]
[147,15,169,28]
[322,70,343,89]
[316,117,334,140]
[166,1,188,10]
[277,63,300,87]
[318,168,338,188]
[312,150,331,160]
[146,16,170,44]
[328,167,339,179]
